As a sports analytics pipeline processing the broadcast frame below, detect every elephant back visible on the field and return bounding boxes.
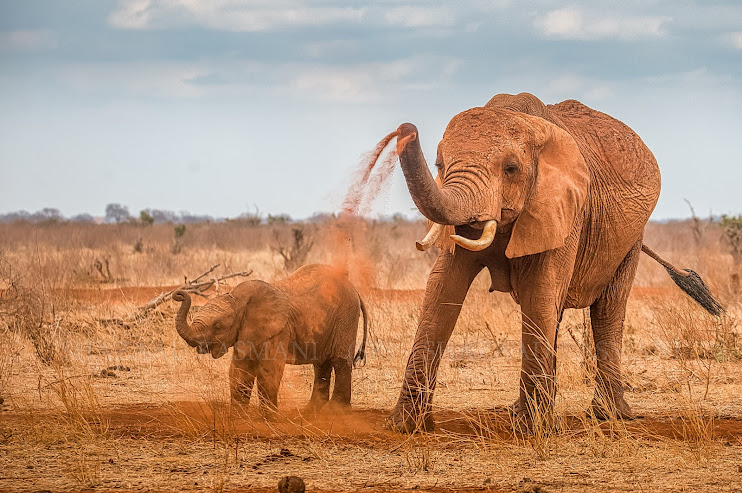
[549,99,660,196]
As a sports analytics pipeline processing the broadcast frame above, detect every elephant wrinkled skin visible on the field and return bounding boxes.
[174,264,368,414]
[387,92,721,432]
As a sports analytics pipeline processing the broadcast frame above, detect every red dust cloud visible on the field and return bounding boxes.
[340,130,400,217]
[329,129,403,292]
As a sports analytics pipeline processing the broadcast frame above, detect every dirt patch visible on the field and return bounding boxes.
[9,402,741,445]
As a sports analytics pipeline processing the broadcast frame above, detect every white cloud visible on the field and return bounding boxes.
[0,29,57,52]
[382,6,455,28]
[536,7,670,41]
[289,56,462,103]
[107,0,152,29]
[108,0,366,31]
[39,54,461,104]
[730,32,742,50]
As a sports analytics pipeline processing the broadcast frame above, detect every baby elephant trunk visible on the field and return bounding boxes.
[173,290,207,351]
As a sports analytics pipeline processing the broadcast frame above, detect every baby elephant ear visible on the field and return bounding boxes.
[505,115,590,259]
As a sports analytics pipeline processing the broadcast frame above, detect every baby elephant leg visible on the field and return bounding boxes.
[305,360,332,415]
[256,356,286,414]
[329,357,352,408]
[230,357,257,406]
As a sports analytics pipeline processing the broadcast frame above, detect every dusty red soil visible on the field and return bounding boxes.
[9,402,740,445]
[68,488,498,493]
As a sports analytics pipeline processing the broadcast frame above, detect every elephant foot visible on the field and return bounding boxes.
[325,400,351,415]
[508,397,560,435]
[588,394,636,421]
[385,403,435,434]
[302,400,328,417]
[230,397,254,415]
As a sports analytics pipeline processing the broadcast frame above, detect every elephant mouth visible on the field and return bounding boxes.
[196,343,229,359]
[416,219,498,252]
[211,345,228,359]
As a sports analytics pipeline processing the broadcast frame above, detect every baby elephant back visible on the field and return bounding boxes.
[279,264,363,365]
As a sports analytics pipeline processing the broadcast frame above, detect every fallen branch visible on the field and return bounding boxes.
[136,264,252,317]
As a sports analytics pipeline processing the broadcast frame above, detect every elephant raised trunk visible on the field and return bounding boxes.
[397,123,498,251]
[397,123,475,227]
[173,290,203,349]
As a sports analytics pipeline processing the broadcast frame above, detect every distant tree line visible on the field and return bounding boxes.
[0,203,422,225]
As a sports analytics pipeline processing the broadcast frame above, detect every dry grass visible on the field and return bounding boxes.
[1,218,741,491]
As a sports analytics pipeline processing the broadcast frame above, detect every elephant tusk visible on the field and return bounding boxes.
[415,222,445,251]
[450,220,498,252]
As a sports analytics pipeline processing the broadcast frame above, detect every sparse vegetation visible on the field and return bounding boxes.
[720,214,742,264]
[0,217,741,491]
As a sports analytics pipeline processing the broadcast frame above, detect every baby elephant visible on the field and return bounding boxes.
[173,264,368,414]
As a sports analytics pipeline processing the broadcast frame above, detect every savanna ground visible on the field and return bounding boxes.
[1,218,742,492]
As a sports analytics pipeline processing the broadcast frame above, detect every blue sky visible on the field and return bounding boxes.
[1,1,741,220]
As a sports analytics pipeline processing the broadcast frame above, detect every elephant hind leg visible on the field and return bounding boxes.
[589,239,642,420]
[329,357,352,408]
[304,360,332,415]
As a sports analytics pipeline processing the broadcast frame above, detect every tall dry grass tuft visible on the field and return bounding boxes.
[653,299,740,398]
[66,446,102,489]
[677,402,717,461]
[652,298,739,459]
[45,369,110,438]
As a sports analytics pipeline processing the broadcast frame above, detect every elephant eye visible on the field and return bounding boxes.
[504,163,519,175]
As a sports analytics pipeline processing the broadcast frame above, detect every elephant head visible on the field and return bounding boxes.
[173,281,288,359]
[398,100,590,257]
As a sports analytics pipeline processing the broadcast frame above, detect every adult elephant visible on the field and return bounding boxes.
[386,92,722,432]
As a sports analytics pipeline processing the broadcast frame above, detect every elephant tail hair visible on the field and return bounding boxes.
[641,244,725,316]
[353,295,368,368]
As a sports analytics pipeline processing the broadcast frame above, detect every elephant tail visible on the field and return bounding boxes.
[353,294,368,368]
[641,244,725,316]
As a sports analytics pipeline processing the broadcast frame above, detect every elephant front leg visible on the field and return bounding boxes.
[515,300,561,429]
[386,250,482,433]
[230,342,259,407]
[589,240,641,420]
[230,357,257,406]
[254,337,288,415]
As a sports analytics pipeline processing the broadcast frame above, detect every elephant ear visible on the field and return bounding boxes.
[505,116,590,259]
[234,281,290,347]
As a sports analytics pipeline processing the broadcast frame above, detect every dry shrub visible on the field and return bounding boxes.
[272,226,315,272]
[0,248,75,365]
